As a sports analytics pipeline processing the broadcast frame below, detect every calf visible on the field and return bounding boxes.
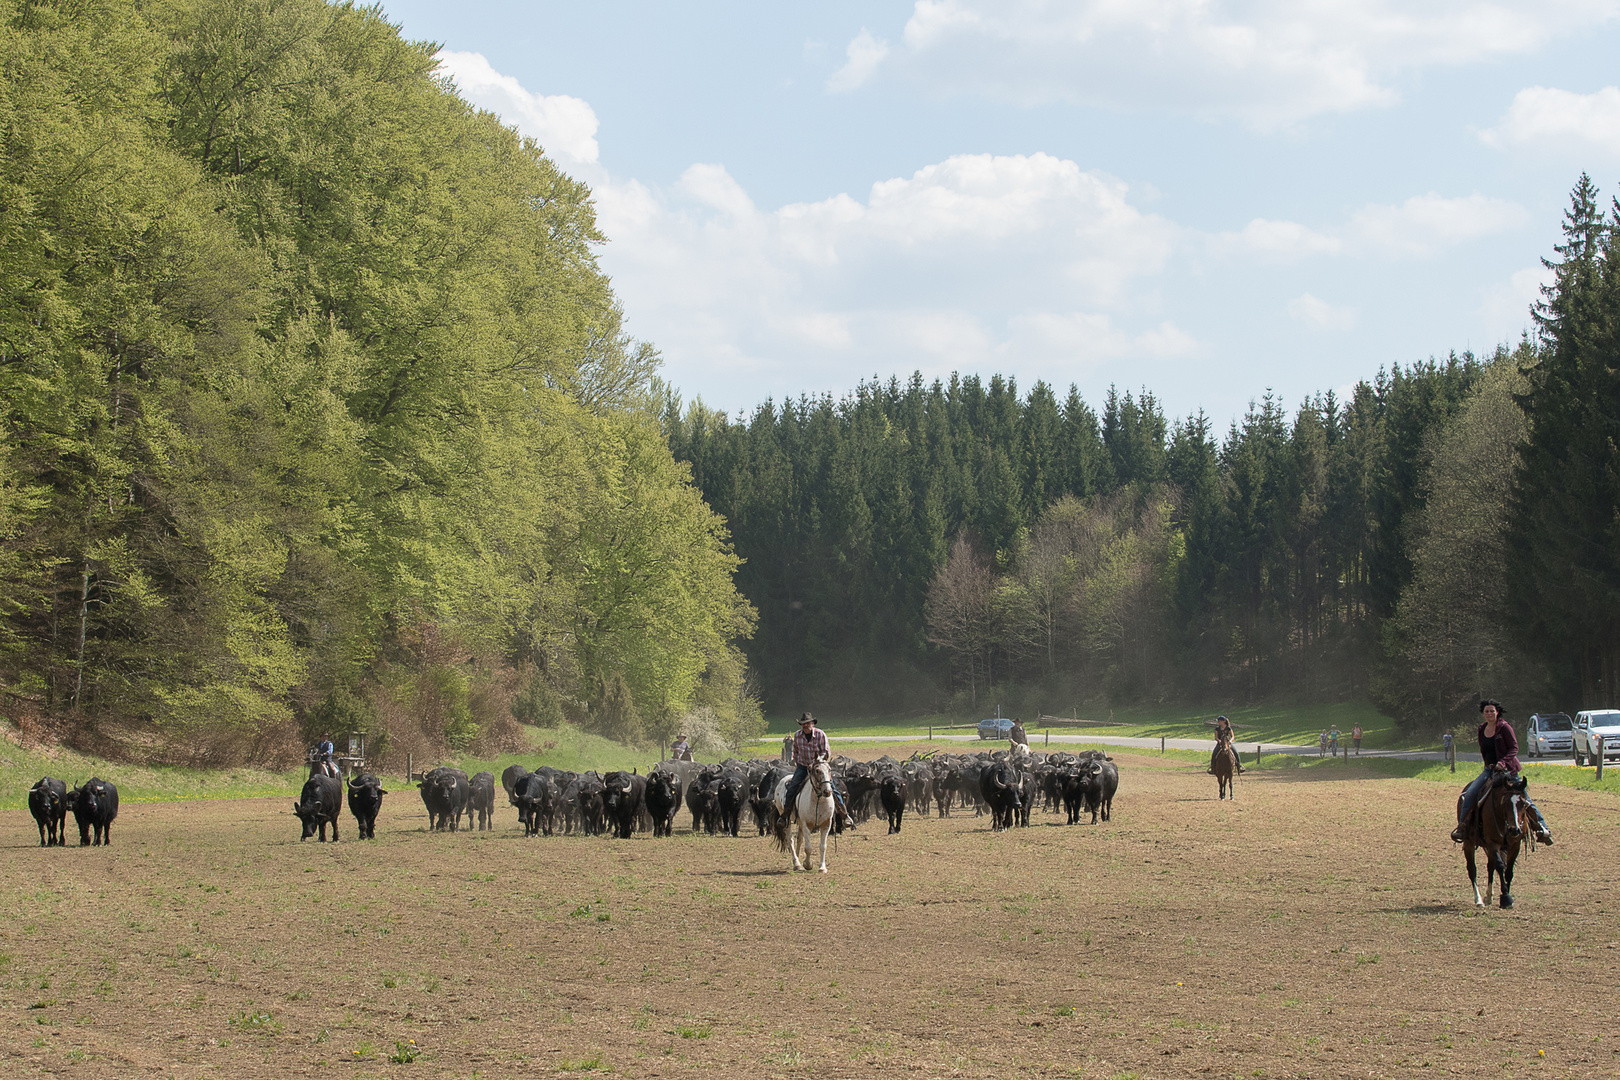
[293,774,342,842]
[28,777,68,847]
[347,773,388,839]
[469,771,496,830]
[68,778,119,847]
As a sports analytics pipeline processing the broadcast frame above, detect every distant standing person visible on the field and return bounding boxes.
[1352,724,1364,756]
[1328,725,1341,757]
[1318,729,1329,757]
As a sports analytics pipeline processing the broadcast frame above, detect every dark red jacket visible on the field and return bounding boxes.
[1477,719,1520,773]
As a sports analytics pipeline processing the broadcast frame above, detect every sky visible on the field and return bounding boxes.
[377,0,1620,426]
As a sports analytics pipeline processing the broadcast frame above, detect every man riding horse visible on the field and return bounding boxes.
[1207,715,1244,775]
[1450,699,1553,846]
[779,713,849,827]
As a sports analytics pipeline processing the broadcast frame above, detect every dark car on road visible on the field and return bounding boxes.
[977,718,1015,740]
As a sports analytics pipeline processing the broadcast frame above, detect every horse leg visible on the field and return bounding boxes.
[1499,843,1516,909]
[1483,845,1497,906]
[1465,843,1483,906]
[817,820,829,873]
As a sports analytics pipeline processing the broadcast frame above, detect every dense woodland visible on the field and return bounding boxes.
[666,177,1620,732]
[4,1,1619,760]
[0,0,759,763]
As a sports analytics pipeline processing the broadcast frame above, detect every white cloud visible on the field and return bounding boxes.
[590,153,1184,394]
[1347,193,1528,256]
[434,51,600,166]
[1213,194,1527,263]
[895,0,1619,127]
[1481,85,1620,155]
[827,29,890,93]
[1216,218,1344,260]
[1288,293,1358,331]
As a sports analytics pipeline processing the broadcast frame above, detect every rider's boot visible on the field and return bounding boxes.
[1529,807,1554,845]
[1449,821,1466,843]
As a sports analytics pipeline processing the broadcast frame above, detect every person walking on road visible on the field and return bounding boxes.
[1352,724,1364,756]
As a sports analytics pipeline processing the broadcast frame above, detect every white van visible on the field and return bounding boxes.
[1526,712,1574,758]
[1572,710,1620,765]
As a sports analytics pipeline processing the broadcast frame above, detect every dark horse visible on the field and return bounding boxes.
[1212,741,1237,800]
[1462,773,1528,909]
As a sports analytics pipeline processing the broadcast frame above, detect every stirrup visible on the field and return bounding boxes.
[1449,825,1465,843]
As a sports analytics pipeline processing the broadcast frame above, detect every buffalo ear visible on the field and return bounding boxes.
[291,803,300,813]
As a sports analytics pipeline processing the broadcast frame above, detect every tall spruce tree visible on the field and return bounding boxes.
[1508,175,1620,704]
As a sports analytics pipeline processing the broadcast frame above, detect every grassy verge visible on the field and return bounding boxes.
[773,701,1406,750]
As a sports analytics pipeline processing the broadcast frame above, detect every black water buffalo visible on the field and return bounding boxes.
[513,772,558,836]
[569,772,606,836]
[347,774,387,839]
[420,767,470,832]
[978,762,1021,832]
[469,771,496,830]
[28,777,68,846]
[293,773,341,841]
[714,771,748,837]
[500,764,530,806]
[644,770,680,837]
[602,770,645,839]
[68,778,119,846]
[879,771,907,834]
[1081,759,1119,824]
[685,772,718,834]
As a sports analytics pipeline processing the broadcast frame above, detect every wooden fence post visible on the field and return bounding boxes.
[1255,743,1261,766]
[1160,736,1165,754]
[1597,736,1605,781]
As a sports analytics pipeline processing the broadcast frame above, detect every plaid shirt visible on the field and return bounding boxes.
[792,725,830,766]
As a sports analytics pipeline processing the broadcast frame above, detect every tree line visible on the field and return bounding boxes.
[665,177,1620,732]
[0,0,760,763]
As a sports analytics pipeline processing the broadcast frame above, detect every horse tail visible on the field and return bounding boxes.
[772,810,789,852]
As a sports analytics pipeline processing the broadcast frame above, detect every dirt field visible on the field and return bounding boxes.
[1,747,1615,1079]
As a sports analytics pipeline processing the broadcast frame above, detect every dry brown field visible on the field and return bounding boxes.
[1,746,1615,1080]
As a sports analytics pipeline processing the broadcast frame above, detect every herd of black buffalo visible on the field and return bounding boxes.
[24,746,1121,847]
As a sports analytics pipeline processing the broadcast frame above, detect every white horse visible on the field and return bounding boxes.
[773,758,835,872]
[1009,742,1032,767]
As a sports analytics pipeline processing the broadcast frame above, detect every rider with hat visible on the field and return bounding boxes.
[1208,715,1244,774]
[779,712,848,824]
[671,733,692,761]
[1450,699,1553,845]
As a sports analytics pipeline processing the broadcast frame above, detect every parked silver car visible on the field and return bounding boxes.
[1573,709,1620,766]
[1526,712,1573,758]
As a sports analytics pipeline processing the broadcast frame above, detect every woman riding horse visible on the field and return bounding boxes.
[1450,700,1552,846]
[1207,715,1244,775]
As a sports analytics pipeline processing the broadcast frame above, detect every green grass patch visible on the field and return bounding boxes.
[0,720,668,810]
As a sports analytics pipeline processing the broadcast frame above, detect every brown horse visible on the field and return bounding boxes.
[1462,773,1528,908]
[1212,742,1237,800]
